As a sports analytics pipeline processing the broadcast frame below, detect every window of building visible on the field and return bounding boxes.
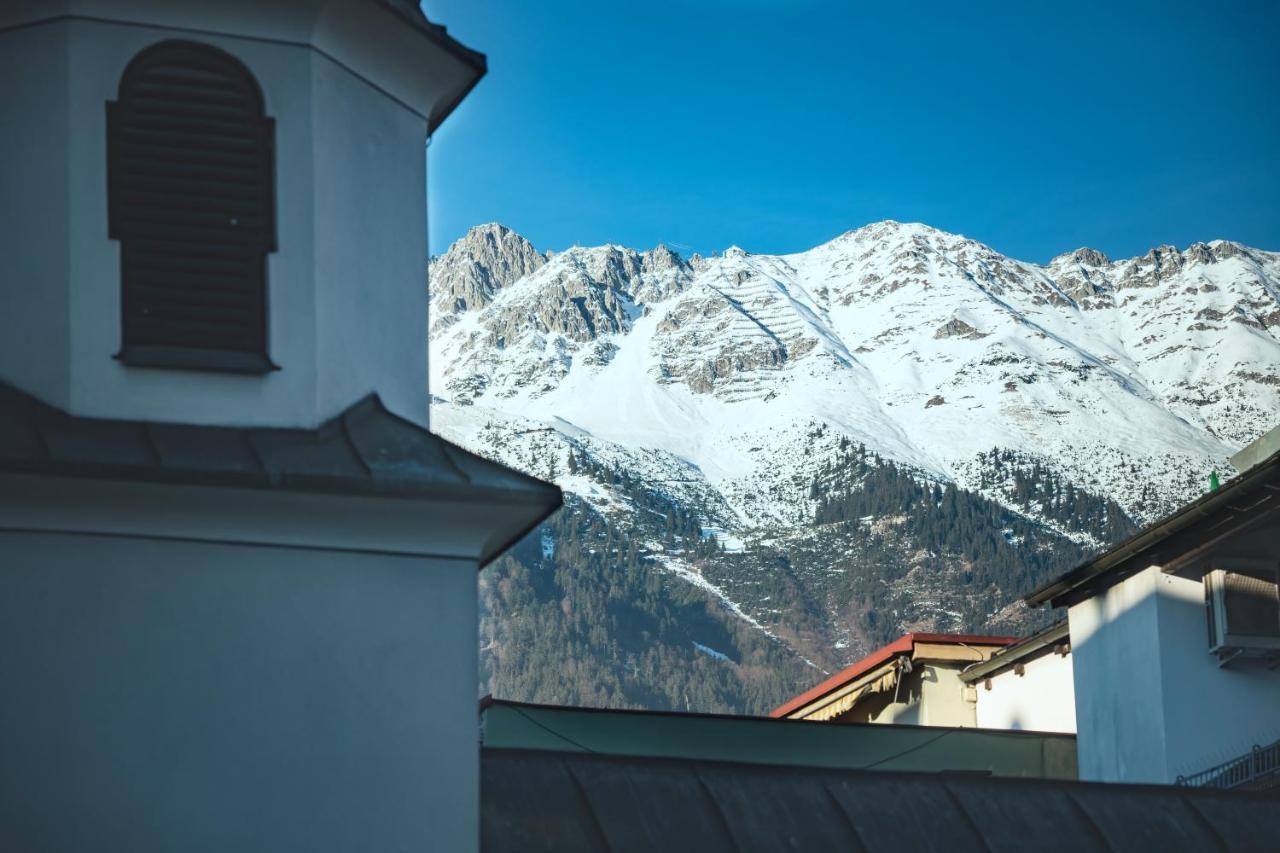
[107,40,277,373]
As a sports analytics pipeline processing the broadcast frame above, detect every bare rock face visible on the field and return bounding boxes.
[429,223,545,331]
[430,221,1280,446]
[427,224,1280,712]
[934,318,989,340]
[637,245,693,303]
[1047,247,1113,302]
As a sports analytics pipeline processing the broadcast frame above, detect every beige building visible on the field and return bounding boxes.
[771,633,1016,726]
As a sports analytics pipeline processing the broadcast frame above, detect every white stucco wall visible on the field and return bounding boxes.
[0,23,72,407]
[313,54,429,427]
[1153,568,1280,780]
[0,528,479,853]
[975,652,1076,734]
[917,664,979,727]
[1069,565,1280,783]
[0,13,432,428]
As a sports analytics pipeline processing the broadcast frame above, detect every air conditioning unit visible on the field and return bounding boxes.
[1205,567,1280,664]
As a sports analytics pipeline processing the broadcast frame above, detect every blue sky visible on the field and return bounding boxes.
[425,0,1279,263]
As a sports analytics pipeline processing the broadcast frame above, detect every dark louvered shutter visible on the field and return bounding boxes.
[108,40,277,373]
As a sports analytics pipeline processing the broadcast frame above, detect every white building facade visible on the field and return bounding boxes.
[961,622,1077,735]
[0,3,560,851]
[1028,430,1280,786]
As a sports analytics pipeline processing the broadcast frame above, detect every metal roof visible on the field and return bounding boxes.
[1024,447,1280,609]
[482,747,1280,853]
[481,698,1076,780]
[0,382,561,563]
[377,0,485,72]
[376,0,486,133]
[770,633,1018,719]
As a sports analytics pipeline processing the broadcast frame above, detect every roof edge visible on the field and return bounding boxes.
[481,696,1075,740]
[377,0,486,74]
[769,633,1018,719]
[1024,447,1280,609]
[959,621,1070,683]
[0,381,562,511]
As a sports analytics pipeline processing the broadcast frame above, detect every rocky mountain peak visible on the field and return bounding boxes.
[429,223,545,328]
[431,221,1279,715]
[432,219,1278,448]
[1057,247,1110,268]
[642,244,686,272]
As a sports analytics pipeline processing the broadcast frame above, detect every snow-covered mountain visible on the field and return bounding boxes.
[432,221,1279,710]
[432,222,1277,523]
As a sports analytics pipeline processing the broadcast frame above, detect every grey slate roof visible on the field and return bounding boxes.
[375,0,486,133]
[377,0,486,73]
[0,382,561,557]
[482,747,1280,853]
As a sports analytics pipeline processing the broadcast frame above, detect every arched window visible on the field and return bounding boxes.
[108,40,277,373]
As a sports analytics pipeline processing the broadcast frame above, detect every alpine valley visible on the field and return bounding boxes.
[429,221,1280,715]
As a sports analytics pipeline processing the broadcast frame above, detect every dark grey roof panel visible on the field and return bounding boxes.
[249,420,370,486]
[481,748,1280,853]
[343,397,467,485]
[373,0,486,134]
[1179,793,1280,851]
[826,776,989,853]
[697,766,871,851]
[149,422,260,475]
[44,415,155,468]
[0,382,561,516]
[375,0,486,73]
[557,754,738,853]
[945,781,1107,852]
[479,750,606,853]
[1069,786,1226,852]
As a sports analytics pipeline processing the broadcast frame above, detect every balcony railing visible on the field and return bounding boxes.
[1177,740,1280,792]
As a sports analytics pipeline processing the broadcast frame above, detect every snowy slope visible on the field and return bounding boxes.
[431,222,1279,531]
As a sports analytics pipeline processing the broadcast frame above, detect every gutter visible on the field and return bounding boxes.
[959,621,1070,684]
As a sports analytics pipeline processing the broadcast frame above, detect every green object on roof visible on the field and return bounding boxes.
[480,699,1077,780]
[1210,470,1220,490]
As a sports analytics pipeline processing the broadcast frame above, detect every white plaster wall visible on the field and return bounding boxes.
[1069,565,1280,783]
[1153,570,1280,780]
[0,529,478,853]
[61,20,319,426]
[313,54,430,427]
[975,653,1076,734]
[0,24,71,408]
[918,664,978,728]
[0,16,432,428]
[1068,567,1169,782]
[0,0,481,124]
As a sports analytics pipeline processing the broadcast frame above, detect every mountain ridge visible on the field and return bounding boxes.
[429,220,1279,713]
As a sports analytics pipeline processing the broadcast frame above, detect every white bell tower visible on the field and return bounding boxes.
[0,4,561,851]
[0,0,483,428]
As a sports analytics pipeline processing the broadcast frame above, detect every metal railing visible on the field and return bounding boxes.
[1177,740,1280,791]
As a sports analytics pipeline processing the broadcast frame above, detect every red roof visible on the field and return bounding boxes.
[769,632,1018,719]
